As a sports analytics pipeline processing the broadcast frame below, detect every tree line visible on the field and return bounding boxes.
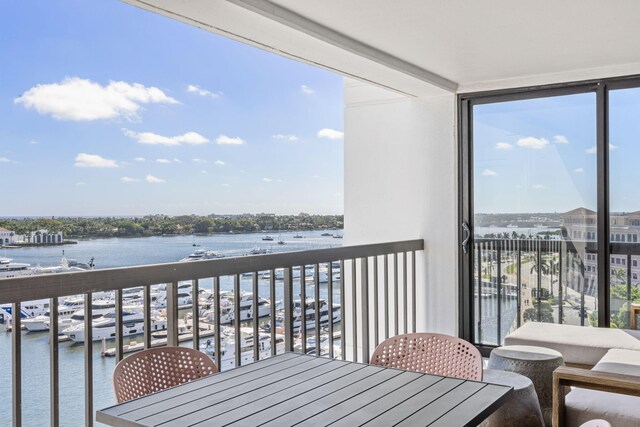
[0,214,344,238]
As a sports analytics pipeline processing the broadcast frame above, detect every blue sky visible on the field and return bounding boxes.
[475,89,640,214]
[0,0,344,216]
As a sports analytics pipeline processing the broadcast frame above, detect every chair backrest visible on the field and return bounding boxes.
[113,346,218,403]
[370,333,483,381]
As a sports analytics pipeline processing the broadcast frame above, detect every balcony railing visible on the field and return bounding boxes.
[474,238,640,347]
[0,239,423,426]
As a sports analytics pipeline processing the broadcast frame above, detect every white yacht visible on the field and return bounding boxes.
[23,297,85,332]
[179,249,224,262]
[272,298,341,332]
[63,307,167,343]
[0,258,37,279]
[200,328,286,370]
[199,291,271,324]
[0,298,50,323]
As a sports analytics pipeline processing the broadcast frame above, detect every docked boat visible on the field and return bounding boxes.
[199,291,271,324]
[23,296,85,332]
[248,247,270,255]
[200,328,286,370]
[0,298,51,323]
[293,234,303,238]
[62,307,167,343]
[262,235,274,241]
[270,298,341,332]
[0,257,38,279]
[320,233,333,237]
[179,248,224,262]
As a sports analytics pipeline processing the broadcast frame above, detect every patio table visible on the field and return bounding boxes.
[97,352,512,427]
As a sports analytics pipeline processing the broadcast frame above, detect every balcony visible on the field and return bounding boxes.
[0,239,423,426]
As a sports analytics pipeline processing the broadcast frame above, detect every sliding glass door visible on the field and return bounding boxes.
[466,92,598,346]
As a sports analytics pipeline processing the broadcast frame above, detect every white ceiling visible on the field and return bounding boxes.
[124,0,640,96]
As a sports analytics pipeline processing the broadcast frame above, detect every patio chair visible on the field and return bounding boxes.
[113,346,218,403]
[370,332,483,380]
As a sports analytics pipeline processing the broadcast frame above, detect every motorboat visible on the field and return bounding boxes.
[262,235,274,241]
[0,257,37,279]
[23,296,85,332]
[270,298,341,332]
[179,248,224,262]
[199,291,271,324]
[200,328,286,370]
[63,306,167,342]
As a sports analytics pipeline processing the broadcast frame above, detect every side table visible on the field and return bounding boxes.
[480,369,544,427]
[488,345,564,426]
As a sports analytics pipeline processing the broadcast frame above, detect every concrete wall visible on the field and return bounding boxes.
[343,78,458,337]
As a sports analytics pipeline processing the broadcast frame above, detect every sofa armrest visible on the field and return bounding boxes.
[552,366,640,426]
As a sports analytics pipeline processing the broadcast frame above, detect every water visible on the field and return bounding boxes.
[0,230,342,426]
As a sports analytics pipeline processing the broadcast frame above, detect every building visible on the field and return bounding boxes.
[23,229,63,245]
[0,227,17,245]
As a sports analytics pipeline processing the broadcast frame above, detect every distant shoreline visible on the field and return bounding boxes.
[1,240,78,249]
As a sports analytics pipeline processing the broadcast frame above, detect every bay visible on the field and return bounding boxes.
[0,230,343,427]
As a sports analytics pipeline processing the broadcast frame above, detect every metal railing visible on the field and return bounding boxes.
[0,239,423,427]
[474,237,640,347]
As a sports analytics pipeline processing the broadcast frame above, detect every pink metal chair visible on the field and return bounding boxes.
[370,333,483,381]
[113,346,218,403]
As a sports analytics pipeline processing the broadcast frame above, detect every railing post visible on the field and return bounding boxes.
[213,277,222,369]
[166,282,179,347]
[252,273,260,361]
[192,279,200,350]
[49,296,59,427]
[269,270,276,356]
[313,263,320,357]
[114,289,123,361]
[361,257,370,363]
[84,293,93,427]
[143,285,151,349]
[351,258,358,362]
[328,262,335,358]
[233,274,241,367]
[284,267,294,352]
[12,302,22,427]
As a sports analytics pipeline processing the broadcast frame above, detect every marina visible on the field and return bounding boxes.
[0,230,343,426]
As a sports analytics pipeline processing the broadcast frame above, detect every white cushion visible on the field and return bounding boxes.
[566,349,640,427]
[504,322,640,365]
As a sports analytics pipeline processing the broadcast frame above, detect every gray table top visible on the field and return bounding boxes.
[97,353,512,427]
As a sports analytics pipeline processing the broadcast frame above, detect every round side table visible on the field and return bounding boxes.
[480,369,544,427]
[488,345,564,426]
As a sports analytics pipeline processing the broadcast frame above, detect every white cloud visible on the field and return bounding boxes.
[311,175,321,179]
[481,169,497,176]
[532,184,547,189]
[495,142,513,150]
[262,177,273,182]
[121,176,141,183]
[200,170,208,174]
[0,157,11,163]
[554,135,569,144]
[173,158,182,163]
[74,153,118,168]
[145,174,165,184]
[134,157,146,162]
[574,167,584,173]
[186,84,222,99]
[29,140,39,145]
[301,85,315,94]
[124,129,209,146]
[272,134,299,142]
[216,135,245,145]
[192,158,206,163]
[221,183,230,187]
[156,159,171,164]
[517,137,549,149]
[214,160,225,166]
[317,128,344,140]
[75,181,87,186]
[586,143,618,154]
[15,77,178,121]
